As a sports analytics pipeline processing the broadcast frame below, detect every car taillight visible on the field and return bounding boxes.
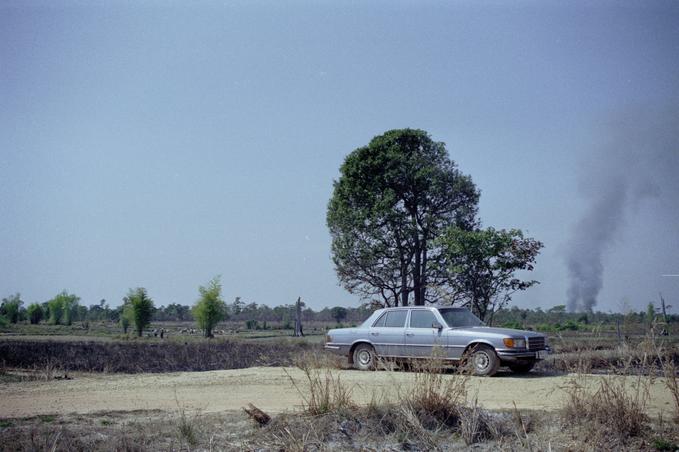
[325,335,332,343]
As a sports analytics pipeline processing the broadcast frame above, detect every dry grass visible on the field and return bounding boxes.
[287,354,355,416]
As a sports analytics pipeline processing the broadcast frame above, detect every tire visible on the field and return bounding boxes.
[508,360,535,374]
[352,343,376,371]
[465,344,500,377]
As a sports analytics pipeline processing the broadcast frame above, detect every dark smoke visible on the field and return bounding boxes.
[566,104,679,312]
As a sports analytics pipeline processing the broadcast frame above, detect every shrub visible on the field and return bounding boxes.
[47,291,79,325]
[192,277,228,338]
[127,288,154,337]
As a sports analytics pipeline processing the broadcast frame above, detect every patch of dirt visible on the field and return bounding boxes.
[0,367,673,419]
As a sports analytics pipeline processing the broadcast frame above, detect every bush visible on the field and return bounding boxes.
[26,303,44,324]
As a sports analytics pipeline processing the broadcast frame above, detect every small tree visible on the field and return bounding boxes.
[192,276,227,338]
[127,288,154,337]
[438,227,543,323]
[1,294,23,324]
[330,306,348,324]
[26,303,44,324]
[646,302,656,330]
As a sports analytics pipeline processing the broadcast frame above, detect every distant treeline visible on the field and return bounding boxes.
[2,290,675,331]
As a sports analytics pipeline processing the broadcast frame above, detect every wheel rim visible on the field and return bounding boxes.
[357,349,372,366]
[474,351,490,371]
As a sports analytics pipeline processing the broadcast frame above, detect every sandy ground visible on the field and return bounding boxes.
[0,367,673,419]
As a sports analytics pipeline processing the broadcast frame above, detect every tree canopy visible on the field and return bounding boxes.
[327,129,479,306]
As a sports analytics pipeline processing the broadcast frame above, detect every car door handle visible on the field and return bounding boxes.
[370,332,379,336]
[405,333,415,337]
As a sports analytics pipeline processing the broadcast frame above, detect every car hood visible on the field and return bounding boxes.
[449,326,544,338]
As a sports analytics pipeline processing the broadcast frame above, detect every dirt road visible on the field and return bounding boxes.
[1,367,673,419]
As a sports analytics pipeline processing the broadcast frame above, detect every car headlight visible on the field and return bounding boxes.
[325,335,332,343]
[503,338,526,349]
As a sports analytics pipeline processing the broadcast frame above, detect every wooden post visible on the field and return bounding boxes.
[294,296,304,337]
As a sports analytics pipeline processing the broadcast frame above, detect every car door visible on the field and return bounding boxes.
[405,310,445,358]
[369,310,407,357]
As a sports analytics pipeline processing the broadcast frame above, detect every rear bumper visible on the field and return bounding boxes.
[324,343,351,356]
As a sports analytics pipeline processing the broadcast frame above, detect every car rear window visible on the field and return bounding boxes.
[409,310,436,328]
[373,310,407,328]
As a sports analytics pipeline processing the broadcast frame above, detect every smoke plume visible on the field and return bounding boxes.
[566,104,679,312]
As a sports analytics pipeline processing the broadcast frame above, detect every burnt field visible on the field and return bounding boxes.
[1,332,678,377]
[0,339,314,374]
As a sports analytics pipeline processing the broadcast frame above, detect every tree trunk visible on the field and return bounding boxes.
[294,297,304,337]
[660,293,669,323]
[413,241,423,306]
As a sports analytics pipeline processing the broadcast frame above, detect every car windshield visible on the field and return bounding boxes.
[438,308,484,327]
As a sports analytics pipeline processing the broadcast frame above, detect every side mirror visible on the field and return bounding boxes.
[432,321,443,331]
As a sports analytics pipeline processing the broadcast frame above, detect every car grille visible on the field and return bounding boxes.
[527,337,546,350]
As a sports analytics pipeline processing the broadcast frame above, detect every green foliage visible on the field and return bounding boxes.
[330,306,348,324]
[120,302,134,334]
[653,437,678,451]
[192,276,227,338]
[245,319,259,330]
[46,291,80,325]
[26,303,44,324]
[438,227,543,322]
[0,293,23,324]
[646,302,656,327]
[127,288,154,337]
[501,321,523,330]
[327,128,479,306]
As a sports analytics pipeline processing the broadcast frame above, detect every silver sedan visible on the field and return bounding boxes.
[324,306,549,376]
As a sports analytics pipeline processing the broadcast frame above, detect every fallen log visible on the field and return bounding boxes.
[243,403,271,426]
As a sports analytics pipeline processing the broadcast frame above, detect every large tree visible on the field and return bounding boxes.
[437,227,543,323]
[327,129,479,306]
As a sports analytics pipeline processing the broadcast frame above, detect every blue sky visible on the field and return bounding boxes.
[1,1,678,312]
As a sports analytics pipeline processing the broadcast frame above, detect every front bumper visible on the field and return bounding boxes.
[497,346,551,362]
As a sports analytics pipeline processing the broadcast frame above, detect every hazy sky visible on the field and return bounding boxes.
[2,1,678,313]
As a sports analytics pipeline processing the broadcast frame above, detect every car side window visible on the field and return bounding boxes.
[384,310,407,328]
[372,313,387,327]
[409,310,437,328]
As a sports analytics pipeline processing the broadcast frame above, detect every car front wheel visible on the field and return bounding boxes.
[466,344,500,377]
[352,344,376,371]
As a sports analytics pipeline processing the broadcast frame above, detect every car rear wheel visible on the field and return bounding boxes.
[352,344,376,371]
[465,344,500,377]
[508,360,535,374]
